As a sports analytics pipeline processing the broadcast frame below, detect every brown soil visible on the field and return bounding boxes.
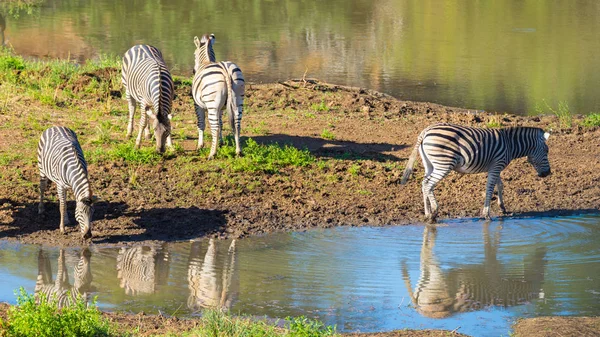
[1,76,599,333]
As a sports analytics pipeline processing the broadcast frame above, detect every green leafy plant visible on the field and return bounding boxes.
[1,287,113,337]
[321,129,335,140]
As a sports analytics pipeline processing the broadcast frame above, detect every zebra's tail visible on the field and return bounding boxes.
[221,63,237,130]
[400,130,425,185]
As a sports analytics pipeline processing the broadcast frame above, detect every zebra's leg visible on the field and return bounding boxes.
[496,177,506,214]
[419,147,435,220]
[126,93,137,138]
[482,170,502,219]
[144,123,151,140]
[57,185,69,234]
[218,110,224,146]
[38,175,49,214]
[195,103,206,150]
[233,104,243,156]
[135,108,149,149]
[423,168,452,223]
[208,108,220,159]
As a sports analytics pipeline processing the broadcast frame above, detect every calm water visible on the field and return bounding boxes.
[2,1,600,115]
[1,215,599,336]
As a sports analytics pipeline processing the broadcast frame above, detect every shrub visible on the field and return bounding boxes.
[581,113,600,128]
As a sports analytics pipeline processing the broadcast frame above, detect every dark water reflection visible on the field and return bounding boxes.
[3,1,600,115]
[0,215,599,336]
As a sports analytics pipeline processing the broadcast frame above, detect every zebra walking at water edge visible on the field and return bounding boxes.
[401,123,551,221]
[192,34,245,159]
[38,126,94,239]
[122,44,174,153]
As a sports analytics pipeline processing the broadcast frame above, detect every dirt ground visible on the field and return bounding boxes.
[0,78,598,247]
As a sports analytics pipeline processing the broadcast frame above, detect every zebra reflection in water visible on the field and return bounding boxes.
[35,248,94,308]
[188,239,238,312]
[116,244,170,295]
[402,224,547,318]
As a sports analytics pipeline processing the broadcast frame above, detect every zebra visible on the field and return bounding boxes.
[402,225,546,318]
[400,123,551,221]
[116,244,170,295]
[122,44,174,153]
[35,248,93,308]
[38,126,94,239]
[192,33,245,159]
[187,239,237,311]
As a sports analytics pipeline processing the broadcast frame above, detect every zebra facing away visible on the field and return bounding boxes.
[192,33,245,159]
[401,123,551,221]
[38,126,95,239]
[122,44,174,153]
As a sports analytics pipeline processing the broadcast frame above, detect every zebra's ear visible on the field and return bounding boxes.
[543,132,550,141]
[194,36,200,48]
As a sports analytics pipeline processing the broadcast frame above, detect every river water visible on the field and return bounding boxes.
[0,215,599,336]
[2,0,600,115]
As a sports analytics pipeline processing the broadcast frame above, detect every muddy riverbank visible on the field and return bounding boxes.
[0,71,599,247]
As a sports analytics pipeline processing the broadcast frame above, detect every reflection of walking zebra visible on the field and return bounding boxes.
[401,123,551,221]
[35,248,93,308]
[187,239,237,311]
[122,44,174,153]
[38,126,94,239]
[402,225,547,318]
[116,245,170,295]
[192,34,245,158]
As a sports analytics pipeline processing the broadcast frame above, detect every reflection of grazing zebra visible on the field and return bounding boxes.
[192,34,245,158]
[401,123,551,221]
[35,248,93,308]
[188,239,237,311]
[122,44,174,153]
[402,224,547,318]
[38,126,94,239]
[116,245,170,295]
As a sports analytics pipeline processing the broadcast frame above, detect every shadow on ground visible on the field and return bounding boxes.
[250,134,408,161]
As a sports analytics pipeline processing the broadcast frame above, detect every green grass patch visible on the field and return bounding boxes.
[218,137,315,173]
[0,287,114,337]
[310,100,329,112]
[320,129,335,140]
[581,113,600,128]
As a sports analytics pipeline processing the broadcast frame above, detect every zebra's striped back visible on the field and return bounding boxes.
[122,44,173,153]
[38,126,93,238]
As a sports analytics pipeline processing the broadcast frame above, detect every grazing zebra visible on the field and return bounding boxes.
[35,248,94,308]
[116,245,170,295]
[187,239,237,311]
[401,123,551,221]
[122,44,174,153]
[38,126,94,239]
[192,34,245,159]
[402,225,546,318]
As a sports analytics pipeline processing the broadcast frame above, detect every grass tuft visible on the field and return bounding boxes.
[581,113,600,128]
[1,287,113,337]
[536,100,572,128]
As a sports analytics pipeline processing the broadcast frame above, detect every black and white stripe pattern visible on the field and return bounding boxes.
[401,123,551,221]
[116,245,170,295]
[187,239,237,311]
[122,44,174,153]
[35,248,93,308]
[402,226,546,318]
[38,126,94,239]
[192,34,245,159]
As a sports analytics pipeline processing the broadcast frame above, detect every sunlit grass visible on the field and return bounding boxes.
[581,113,600,128]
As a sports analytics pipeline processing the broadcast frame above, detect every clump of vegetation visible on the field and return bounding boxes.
[321,129,335,140]
[536,100,573,128]
[159,309,338,337]
[215,137,314,173]
[486,115,502,128]
[581,113,600,128]
[0,288,113,337]
[311,100,329,112]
